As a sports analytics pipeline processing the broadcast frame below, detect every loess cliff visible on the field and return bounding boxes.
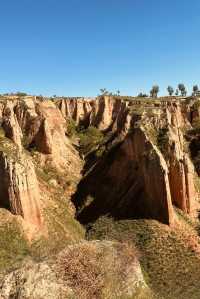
[58,96,198,225]
[1,94,200,299]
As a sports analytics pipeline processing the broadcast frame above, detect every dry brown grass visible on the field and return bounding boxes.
[56,241,138,299]
[58,242,105,299]
[87,216,200,299]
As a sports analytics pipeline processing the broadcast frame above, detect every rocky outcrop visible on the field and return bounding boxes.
[141,102,198,217]
[0,97,86,242]
[167,127,196,214]
[0,262,72,299]
[0,240,151,299]
[57,96,130,133]
[90,96,129,131]
[2,101,23,150]
[0,98,83,180]
[154,103,197,215]
[74,127,174,225]
[36,101,81,174]
[58,97,94,126]
[72,99,198,225]
[0,149,42,230]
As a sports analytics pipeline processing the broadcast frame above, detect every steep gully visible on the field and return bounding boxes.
[57,96,199,226]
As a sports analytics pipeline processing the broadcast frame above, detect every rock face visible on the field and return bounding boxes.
[155,102,196,215]
[57,96,130,133]
[74,127,174,225]
[152,102,197,216]
[0,97,82,234]
[167,128,196,214]
[2,101,23,149]
[0,241,150,299]
[0,150,43,229]
[0,262,72,299]
[14,98,82,174]
[72,98,198,225]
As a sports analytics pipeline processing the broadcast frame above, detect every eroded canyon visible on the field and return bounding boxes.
[1,94,200,299]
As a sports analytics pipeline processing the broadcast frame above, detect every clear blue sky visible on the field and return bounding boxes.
[0,0,200,96]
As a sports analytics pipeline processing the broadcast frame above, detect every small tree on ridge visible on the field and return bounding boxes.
[167,86,174,96]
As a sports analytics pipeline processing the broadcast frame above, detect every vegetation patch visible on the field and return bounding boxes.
[129,105,145,117]
[186,122,200,175]
[21,135,30,149]
[188,119,200,135]
[157,127,169,155]
[192,100,200,110]
[36,165,61,183]
[0,134,19,161]
[78,126,104,156]
[86,216,200,299]
[145,127,158,145]
[0,212,30,272]
[66,118,77,137]
[30,195,84,261]
[56,240,144,299]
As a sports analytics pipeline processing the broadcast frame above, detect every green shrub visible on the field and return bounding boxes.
[186,122,200,174]
[157,127,169,154]
[0,218,30,272]
[66,118,77,137]
[22,135,30,148]
[189,119,200,135]
[16,92,28,97]
[78,126,104,156]
[193,100,200,110]
[86,216,200,299]
[95,145,106,158]
[192,152,200,175]
[0,127,5,138]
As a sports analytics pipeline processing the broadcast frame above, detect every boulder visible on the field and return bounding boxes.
[0,240,150,299]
